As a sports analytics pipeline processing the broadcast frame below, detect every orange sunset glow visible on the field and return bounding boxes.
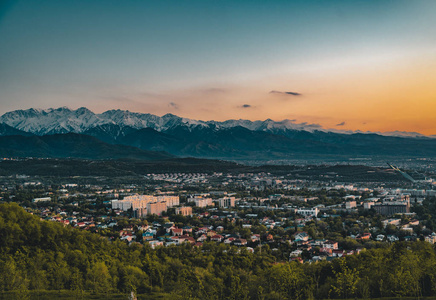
[1,0,435,135]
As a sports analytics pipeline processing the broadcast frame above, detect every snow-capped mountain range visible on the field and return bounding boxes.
[0,107,431,138]
[0,107,435,160]
[0,107,326,135]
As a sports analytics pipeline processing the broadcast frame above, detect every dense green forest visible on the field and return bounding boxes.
[1,203,436,299]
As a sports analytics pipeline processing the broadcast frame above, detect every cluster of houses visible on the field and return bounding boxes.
[115,221,256,250]
[22,179,435,264]
[289,231,363,262]
[34,200,436,264]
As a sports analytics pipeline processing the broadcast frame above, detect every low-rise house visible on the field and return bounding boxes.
[207,230,217,237]
[148,240,164,249]
[199,212,209,218]
[137,225,149,231]
[425,233,436,244]
[178,235,196,244]
[165,241,178,247]
[290,257,304,264]
[382,219,401,227]
[356,233,371,240]
[197,234,208,242]
[224,237,235,244]
[387,235,399,242]
[142,232,154,241]
[233,239,247,246]
[198,226,209,233]
[376,234,385,241]
[290,250,303,257]
[401,226,414,233]
[251,234,260,243]
[294,232,309,242]
[322,240,338,250]
[311,239,327,246]
[183,226,193,233]
[60,220,70,226]
[246,247,254,253]
[146,228,157,235]
[120,234,135,242]
[294,218,306,225]
[409,220,420,226]
[165,224,176,233]
[172,228,183,236]
[319,248,333,255]
[332,250,345,257]
[211,235,224,242]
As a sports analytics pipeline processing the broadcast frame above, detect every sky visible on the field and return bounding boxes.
[0,0,435,134]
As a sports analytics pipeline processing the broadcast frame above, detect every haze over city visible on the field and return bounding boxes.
[1,0,435,134]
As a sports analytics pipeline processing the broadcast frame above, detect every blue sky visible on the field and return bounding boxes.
[1,0,435,133]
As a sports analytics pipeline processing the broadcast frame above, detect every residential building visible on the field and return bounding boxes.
[345,201,357,209]
[296,208,319,217]
[147,201,167,216]
[176,206,193,216]
[111,194,179,211]
[218,197,236,208]
[191,197,213,208]
[373,199,410,216]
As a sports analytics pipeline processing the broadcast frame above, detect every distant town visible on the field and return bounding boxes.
[4,165,436,264]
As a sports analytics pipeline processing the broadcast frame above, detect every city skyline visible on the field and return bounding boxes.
[1,0,435,134]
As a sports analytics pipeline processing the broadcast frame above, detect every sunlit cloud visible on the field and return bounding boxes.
[269,90,302,96]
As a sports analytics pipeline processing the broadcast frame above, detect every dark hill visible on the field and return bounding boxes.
[0,133,173,160]
[0,123,33,137]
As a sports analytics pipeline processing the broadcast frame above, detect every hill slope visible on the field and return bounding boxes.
[0,133,173,160]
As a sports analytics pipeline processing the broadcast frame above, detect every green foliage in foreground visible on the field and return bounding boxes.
[2,203,436,299]
[0,290,173,300]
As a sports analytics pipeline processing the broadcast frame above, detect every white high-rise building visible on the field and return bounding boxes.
[111,194,179,211]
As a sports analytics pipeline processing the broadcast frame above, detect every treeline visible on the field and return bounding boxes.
[1,203,436,299]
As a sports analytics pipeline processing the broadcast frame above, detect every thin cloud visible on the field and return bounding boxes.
[201,88,227,94]
[336,121,346,126]
[168,102,179,109]
[270,90,302,96]
[240,104,252,108]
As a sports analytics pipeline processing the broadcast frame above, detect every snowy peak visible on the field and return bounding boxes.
[0,107,432,138]
[0,107,104,135]
[214,118,323,132]
[100,110,189,131]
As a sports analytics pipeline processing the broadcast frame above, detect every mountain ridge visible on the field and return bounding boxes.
[1,107,435,161]
[1,107,432,138]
